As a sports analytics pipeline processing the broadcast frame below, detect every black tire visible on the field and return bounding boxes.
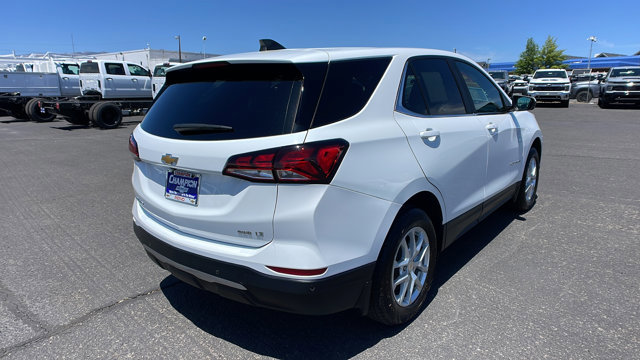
[560,100,570,108]
[368,208,437,325]
[598,97,609,109]
[576,90,592,103]
[91,102,122,129]
[26,98,56,122]
[514,147,540,212]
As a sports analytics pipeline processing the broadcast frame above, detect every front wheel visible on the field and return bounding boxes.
[368,208,437,325]
[514,147,540,212]
[560,99,570,108]
[598,97,610,109]
[576,90,592,103]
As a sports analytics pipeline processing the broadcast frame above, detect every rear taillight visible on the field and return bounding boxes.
[223,139,349,183]
[129,133,140,160]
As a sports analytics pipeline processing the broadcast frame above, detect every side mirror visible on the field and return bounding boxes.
[511,95,536,111]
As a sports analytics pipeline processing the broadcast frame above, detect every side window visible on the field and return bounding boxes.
[128,64,150,76]
[105,63,126,76]
[60,64,79,75]
[410,58,466,116]
[401,66,427,115]
[455,61,505,113]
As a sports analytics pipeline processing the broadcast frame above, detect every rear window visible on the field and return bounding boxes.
[141,57,391,141]
[153,65,172,77]
[80,62,99,74]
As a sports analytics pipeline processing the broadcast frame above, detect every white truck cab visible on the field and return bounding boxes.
[528,69,571,107]
[79,60,152,99]
[151,62,179,98]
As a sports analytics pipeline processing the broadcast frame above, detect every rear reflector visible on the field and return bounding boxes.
[266,266,327,276]
[223,139,348,183]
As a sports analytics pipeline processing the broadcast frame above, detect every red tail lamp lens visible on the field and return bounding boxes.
[128,134,140,160]
[223,139,349,183]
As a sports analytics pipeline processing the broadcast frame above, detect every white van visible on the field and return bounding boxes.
[79,60,152,99]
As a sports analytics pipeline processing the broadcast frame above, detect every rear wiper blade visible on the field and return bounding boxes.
[173,123,234,135]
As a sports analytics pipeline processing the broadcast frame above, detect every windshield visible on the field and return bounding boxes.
[153,65,172,77]
[533,70,567,79]
[610,68,640,77]
[489,71,506,79]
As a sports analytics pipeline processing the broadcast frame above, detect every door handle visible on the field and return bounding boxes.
[62,77,69,80]
[419,128,440,141]
[132,78,138,82]
[486,122,498,134]
[106,77,113,81]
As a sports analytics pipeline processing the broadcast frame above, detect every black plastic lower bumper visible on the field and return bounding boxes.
[602,93,640,103]
[133,223,375,316]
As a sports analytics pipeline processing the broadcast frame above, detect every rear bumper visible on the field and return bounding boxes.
[134,223,375,315]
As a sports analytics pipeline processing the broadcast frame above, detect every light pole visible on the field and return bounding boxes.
[202,36,207,59]
[486,58,491,69]
[174,35,182,63]
[587,36,597,70]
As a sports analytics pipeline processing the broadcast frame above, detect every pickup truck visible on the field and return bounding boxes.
[41,60,154,128]
[527,69,571,107]
[151,62,179,98]
[488,70,513,96]
[0,61,80,121]
[598,66,640,108]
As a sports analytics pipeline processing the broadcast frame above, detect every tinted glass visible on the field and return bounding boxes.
[80,62,99,73]
[489,71,506,79]
[401,66,427,115]
[312,57,391,128]
[105,63,125,75]
[456,61,506,113]
[410,58,466,116]
[141,62,327,141]
[128,64,149,76]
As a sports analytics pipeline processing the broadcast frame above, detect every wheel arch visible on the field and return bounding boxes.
[399,192,445,253]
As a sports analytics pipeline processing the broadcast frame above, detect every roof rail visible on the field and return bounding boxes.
[259,39,286,52]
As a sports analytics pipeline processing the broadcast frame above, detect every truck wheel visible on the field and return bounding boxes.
[26,98,56,122]
[576,90,592,103]
[368,208,437,325]
[92,102,122,129]
[598,97,610,109]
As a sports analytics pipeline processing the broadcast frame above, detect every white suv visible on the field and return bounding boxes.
[130,47,542,325]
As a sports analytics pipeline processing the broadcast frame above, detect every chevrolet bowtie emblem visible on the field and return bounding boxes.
[161,154,178,166]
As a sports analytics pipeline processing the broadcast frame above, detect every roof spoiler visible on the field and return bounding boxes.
[259,39,286,52]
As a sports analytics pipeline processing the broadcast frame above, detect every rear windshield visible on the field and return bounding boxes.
[141,57,391,141]
[533,70,566,79]
[80,62,99,74]
[489,71,506,79]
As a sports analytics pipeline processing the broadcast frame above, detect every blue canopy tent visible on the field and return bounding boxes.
[487,55,640,72]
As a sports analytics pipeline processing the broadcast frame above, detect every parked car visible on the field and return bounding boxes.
[598,66,640,108]
[528,69,571,107]
[489,70,513,96]
[512,78,529,95]
[570,79,600,102]
[130,45,542,325]
[79,60,152,99]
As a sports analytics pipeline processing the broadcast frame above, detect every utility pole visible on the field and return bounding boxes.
[587,36,597,70]
[202,36,207,59]
[175,35,182,63]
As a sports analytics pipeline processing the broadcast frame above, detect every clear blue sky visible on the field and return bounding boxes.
[2,0,639,62]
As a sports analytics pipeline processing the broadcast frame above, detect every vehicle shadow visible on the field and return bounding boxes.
[160,206,524,359]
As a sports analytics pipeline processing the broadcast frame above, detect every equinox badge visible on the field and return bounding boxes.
[161,154,178,166]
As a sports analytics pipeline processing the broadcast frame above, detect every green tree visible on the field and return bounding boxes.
[515,38,539,74]
[537,36,568,69]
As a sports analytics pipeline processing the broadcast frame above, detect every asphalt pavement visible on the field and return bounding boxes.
[0,102,638,359]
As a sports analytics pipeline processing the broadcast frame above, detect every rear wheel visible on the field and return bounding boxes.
[90,102,122,129]
[514,147,540,212]
[26,98,56,122]
[576,90,592,103]
[368,208,437,325]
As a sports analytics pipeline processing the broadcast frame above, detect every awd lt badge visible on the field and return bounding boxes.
[161,154,178,166]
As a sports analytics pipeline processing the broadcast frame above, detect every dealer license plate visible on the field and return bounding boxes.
[165,169,200,206]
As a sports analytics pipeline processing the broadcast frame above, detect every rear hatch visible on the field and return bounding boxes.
[132,58,329,247]
[79,61,101,94]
